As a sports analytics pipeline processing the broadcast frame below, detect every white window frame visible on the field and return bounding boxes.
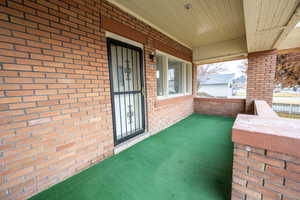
[156,50,192,100]
[186,63,193,94]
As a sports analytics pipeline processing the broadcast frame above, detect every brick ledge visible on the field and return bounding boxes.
[254,100,279,118]
[155,95,192,107]
[194,97,245,103]
[232,114,300,157]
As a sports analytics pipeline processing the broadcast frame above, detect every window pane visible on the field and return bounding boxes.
[168,59,183,95]
[156,55,164,96]
[197,59,247,98]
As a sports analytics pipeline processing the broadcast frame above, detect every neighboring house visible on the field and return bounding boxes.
[232,75,246,89]
[199,74,235,98]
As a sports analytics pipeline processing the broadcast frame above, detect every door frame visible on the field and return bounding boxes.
[107,37,146,146]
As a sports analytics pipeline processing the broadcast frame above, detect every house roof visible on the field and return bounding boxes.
[200,73,235,85]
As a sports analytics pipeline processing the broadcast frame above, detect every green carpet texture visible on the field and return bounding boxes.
[30,114,235,200]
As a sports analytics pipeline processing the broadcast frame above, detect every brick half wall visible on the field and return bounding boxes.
[232,102,300,200]
[194,98,245,117]
[150,96,194,134]
[232,143,300,200]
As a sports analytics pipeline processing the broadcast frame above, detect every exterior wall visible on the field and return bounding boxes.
[151,96,193,134]
[194,98,245,117]
[246,50,277,113]
[0,0,192,199]
[232,143,300,200]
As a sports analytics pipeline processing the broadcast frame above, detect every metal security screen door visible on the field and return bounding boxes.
[107,38,145,145]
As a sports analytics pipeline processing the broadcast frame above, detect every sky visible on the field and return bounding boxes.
[216,59,247,78]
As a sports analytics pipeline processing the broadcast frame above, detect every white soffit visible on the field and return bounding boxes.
[278,27,300,50]
[193,37,247,62]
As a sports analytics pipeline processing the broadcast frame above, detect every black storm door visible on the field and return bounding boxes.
[107,38,145,145]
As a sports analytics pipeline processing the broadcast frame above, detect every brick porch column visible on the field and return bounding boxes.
[246,50,277,113]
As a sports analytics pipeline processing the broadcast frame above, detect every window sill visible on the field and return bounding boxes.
[157,93,192,100]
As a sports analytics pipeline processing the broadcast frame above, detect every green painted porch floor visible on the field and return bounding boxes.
[30,114,234,200]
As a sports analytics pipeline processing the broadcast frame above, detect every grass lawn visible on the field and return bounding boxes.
[277,112,300,119]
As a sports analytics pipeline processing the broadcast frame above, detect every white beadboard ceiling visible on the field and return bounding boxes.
[243,0,300,53]
[107,0,245,48]
[108,0,300,61]
[278,27,300,50]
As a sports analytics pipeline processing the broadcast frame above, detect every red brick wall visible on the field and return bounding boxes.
[246,50,277,113]
[0,0,192,199]
[150,96,194,134]
[232,143,300,200]
[194,98,245,117]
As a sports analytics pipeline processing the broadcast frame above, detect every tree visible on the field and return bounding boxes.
[197,60,248,82]
[197,62,227,82]
[275,54,300,88]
